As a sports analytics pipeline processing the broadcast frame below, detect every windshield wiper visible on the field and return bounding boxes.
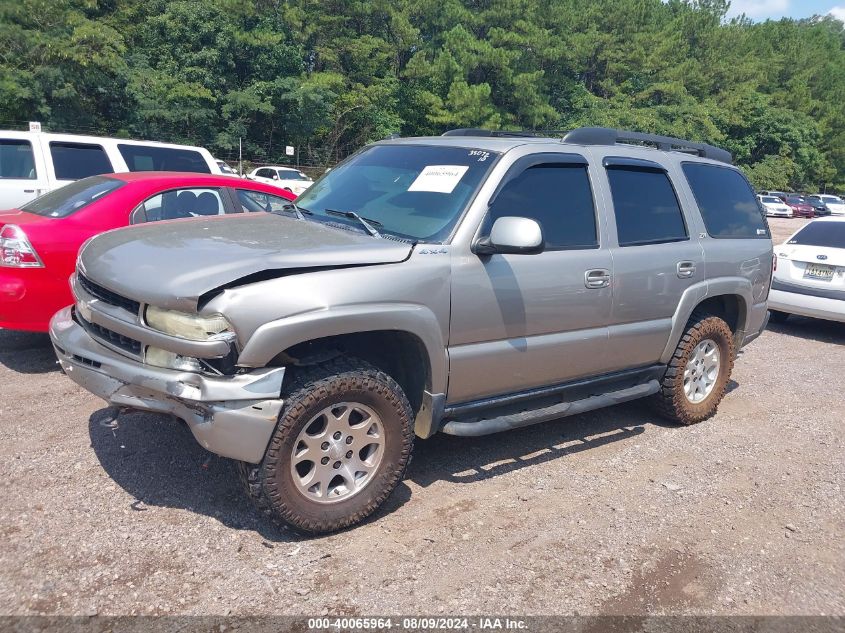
[325,209,382,238]
[280,202,313,220]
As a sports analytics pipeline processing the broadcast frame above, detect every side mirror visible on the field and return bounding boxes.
[475,216,544,255]
[273,174,279,180]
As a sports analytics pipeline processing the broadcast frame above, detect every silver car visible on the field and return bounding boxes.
[51,127,773,533]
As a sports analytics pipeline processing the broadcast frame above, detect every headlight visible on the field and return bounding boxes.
[145,306,232,341]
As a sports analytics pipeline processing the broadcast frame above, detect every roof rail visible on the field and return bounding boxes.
[562,127,732,164]
[442,128,544,138]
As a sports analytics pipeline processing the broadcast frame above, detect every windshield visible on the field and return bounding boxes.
[278,170,310,181]
[787,221,845,248]
[820,196,843,204]
[762,197,781,203]
[785,196,805,204]
[295,144,499,242]
[21,176,124,218]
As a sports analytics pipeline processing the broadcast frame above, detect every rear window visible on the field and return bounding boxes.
[786,221,845,248]
[22,176,123,218]
[118,144,210,173]
[0,139,36,179]
[50,142,113,180]
[682,163,769,239]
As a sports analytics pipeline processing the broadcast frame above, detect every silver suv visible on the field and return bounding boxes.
[51,127,773,533]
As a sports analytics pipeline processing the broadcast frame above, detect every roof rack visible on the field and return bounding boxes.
[562,127,732,164]
[441,126,732,164]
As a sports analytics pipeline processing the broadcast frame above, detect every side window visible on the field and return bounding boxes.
[682,163,769,238]
[486,163,598,250]
[134,188,224,223]
[256,168,272,179]
[236,189,291,213]
[118,145,211,174]
[49,142,113,180]
[606,167,687,246]
[0,139,36,179]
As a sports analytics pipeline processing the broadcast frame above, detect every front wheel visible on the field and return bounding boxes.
[239,357,414,534]
[652,314,735,425]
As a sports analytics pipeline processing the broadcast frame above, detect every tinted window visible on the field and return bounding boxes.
[486,164,597,249]
[49,142,113,180]
[607,167,687,246]
[0,139,36,179]
[236,189,292,213]
[786,221,845,248]
[295,144,499,242]
[683,163,769,239]
[136,188,223,222]
[22,176,123,218]
[118,144,210,173]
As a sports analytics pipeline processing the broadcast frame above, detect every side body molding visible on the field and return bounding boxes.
[236,303,449,396]
[659,277,753,364]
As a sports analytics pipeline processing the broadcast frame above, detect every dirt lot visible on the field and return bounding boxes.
[1,217,843,617]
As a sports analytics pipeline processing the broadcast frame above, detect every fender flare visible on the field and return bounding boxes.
[236,303,448,396]
[659,278,753,364]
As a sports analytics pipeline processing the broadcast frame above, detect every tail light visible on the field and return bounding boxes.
[0,224,44,268]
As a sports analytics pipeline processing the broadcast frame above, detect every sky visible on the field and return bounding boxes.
[724,0,845,21]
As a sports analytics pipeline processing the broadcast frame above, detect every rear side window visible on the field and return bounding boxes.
[683,163,769,238]
[486,163,597,249]
[607,167,687,246]
[786,221,845,248]
[118,145,211,173]
[50,142,113,180]
[0,140,36,179]
[135,188,224,222]
[21,176,123,218]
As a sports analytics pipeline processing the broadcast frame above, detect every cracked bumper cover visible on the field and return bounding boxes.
[49,306,285,464]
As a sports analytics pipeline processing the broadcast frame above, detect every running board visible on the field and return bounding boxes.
[440,380,660,437]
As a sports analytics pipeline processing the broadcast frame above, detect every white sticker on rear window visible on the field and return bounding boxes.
[408,165,469,194]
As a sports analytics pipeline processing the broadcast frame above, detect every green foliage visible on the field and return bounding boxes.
[0,0,842,190]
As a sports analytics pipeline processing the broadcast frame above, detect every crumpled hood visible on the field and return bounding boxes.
[79,213,413,311]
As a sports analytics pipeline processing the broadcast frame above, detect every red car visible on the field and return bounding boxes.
[784,196,815,218]
[0,172,296,332]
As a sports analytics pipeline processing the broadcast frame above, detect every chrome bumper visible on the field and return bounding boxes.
[50,306,285,464]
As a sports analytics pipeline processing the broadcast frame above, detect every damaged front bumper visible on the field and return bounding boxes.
[50,306,285,464]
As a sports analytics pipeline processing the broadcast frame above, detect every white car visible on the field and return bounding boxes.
[215,159,241,177]
[247,166,313,196]
[0,129,221,210]
[809,194,845,215]
[758,194,792,217]
[769,217,845,324]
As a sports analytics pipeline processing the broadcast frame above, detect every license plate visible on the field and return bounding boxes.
[804,264,834,280]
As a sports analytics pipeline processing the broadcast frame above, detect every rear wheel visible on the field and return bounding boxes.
[652,314,734,425]
[239,356,414,534]
[768,310,790,324]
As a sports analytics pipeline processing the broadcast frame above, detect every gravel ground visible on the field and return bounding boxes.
[1,217,843,617]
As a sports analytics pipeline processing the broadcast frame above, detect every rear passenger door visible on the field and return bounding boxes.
[448,153,615,403]
[601,157,705,370]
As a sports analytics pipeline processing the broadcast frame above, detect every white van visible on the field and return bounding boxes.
[0,130,221,209]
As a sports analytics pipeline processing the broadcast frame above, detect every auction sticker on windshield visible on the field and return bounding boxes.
[408,165,469,193]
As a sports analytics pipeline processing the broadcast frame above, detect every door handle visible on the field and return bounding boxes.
[677,261,697,278]
[585,268,611,289]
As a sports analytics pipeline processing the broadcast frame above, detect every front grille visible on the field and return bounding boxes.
[76,310,142,356]
[78,273,140,315]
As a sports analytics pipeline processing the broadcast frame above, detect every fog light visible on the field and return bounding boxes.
[145,346,202,372]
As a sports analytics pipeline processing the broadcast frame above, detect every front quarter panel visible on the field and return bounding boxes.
[205,252,452,394]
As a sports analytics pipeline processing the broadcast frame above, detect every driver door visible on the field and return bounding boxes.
[447,154,614,404]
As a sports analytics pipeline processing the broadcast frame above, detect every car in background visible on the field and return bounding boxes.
[760,190,789,201]
[803,195,831,217]
[769,217,845,324]
[0,130,222,210]
[247,166,313,196]
[783,195,815,218]
[758,194,792,217]
[0,172,294,332]
[810,194,845,216]
[215,159,240,177]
